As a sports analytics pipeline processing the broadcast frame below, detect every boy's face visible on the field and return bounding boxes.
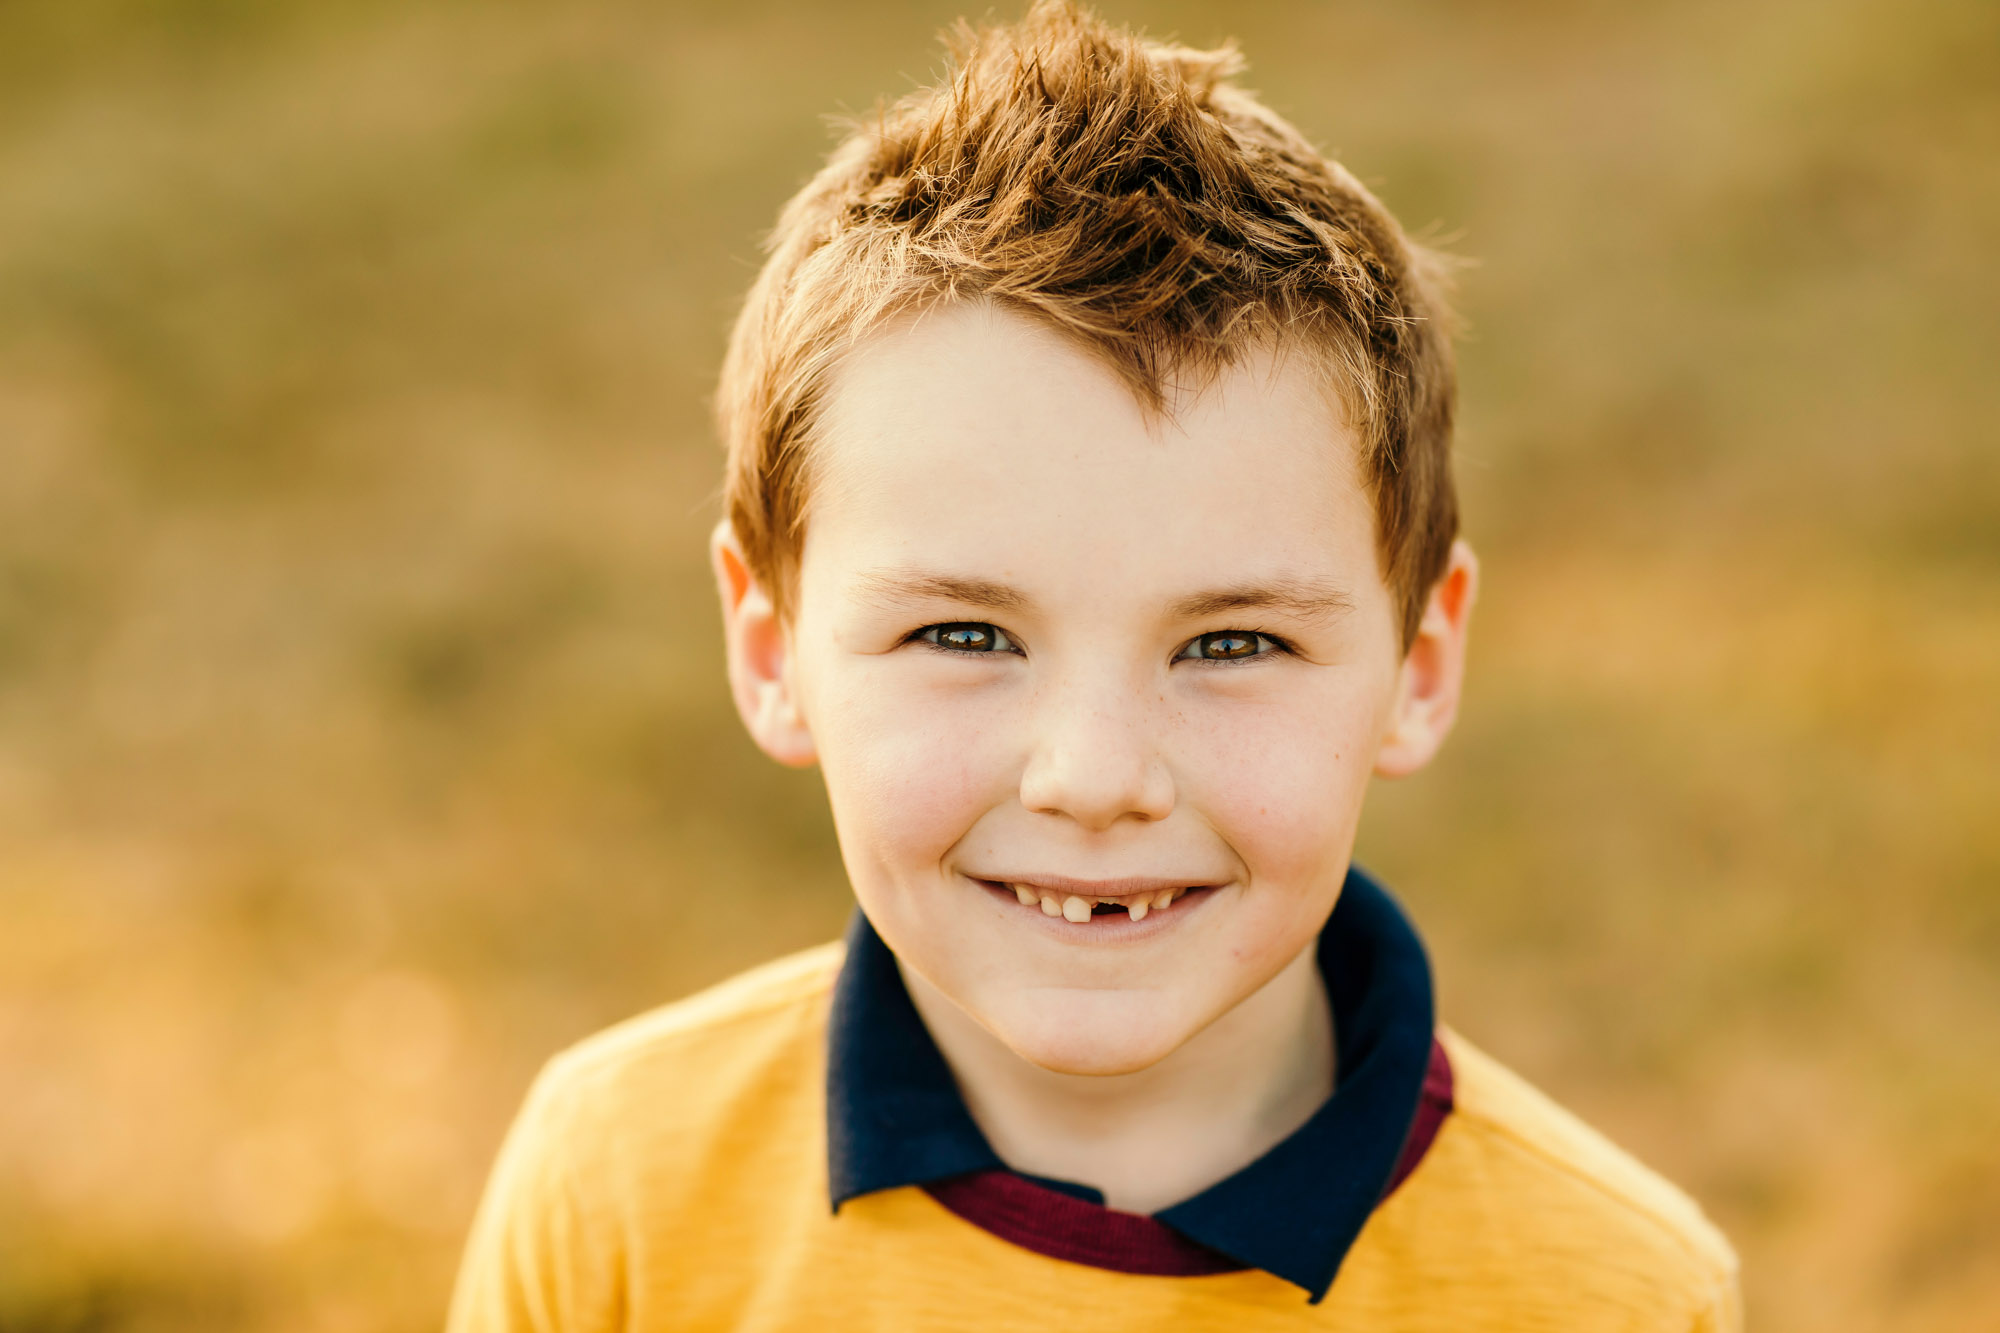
[717,300,1473,1077]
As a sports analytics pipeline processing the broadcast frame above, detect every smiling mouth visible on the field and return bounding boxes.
[974,878,1210,924]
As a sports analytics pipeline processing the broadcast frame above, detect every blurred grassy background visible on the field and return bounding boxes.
[0,0,1995,1327]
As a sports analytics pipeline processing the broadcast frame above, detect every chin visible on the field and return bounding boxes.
[994,1007,1192,1077]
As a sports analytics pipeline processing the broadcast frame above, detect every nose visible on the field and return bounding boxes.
[1017,672,1176,830]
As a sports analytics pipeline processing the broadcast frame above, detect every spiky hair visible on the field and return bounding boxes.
[716,0,1460,645]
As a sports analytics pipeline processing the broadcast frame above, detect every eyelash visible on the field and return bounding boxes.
[908,622,1292,665]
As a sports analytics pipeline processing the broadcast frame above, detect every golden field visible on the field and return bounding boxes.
[0,0,1995,1327]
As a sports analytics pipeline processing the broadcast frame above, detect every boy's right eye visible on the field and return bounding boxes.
[916,622,1018,654]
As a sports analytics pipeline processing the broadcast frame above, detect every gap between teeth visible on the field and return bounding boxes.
[1010,884,1187,922]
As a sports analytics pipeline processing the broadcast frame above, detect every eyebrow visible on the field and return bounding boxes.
[1169,579,1356,625]
[854,568,1353,626]
[851,569,1032,614]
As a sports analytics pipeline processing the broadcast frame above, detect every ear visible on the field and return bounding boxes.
[1375,539,1479,778]
[710,520,817,768]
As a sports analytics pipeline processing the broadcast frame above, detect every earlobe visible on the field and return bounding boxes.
[1375,539,1479,779]
[711,521,818,768]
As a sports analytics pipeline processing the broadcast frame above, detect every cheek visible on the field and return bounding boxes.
[1173,677,1387,885]
[809,666,1020,870]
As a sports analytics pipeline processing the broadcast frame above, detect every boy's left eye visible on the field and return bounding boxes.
[1176,631,1281,662]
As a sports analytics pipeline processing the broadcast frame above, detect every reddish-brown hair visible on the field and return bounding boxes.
[716,0,1460,645]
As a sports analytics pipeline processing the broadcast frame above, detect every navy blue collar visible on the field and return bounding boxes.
[825,865,1437,1302]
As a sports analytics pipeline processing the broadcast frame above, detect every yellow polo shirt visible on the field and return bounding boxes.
[447,935,1739,1331]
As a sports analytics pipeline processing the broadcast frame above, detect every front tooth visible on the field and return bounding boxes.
[1127,900,1149,922]
[1152,889,1175,909]
[1062,896,1092,923]
[1013,884,1038,906]
[1040,894,1063,917]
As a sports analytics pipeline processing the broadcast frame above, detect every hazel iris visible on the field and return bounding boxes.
[1187,631,1262,660]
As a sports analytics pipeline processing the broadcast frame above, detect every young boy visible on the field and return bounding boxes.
[447,2,1740,1327]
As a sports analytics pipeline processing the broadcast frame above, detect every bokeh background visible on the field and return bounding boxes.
[2,0,1995,1327]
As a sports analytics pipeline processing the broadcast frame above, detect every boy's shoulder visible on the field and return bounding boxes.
[1382,1027,1740,1324]
[446,944,848,1332]
[1439,1026,1735,1265]
[557,940,844,1070]
[538,939,845,1121]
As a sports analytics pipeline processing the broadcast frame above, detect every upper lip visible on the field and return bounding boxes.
[969,873,1220,900]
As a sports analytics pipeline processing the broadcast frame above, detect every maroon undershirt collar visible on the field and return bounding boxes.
[922,1037,1454,1278]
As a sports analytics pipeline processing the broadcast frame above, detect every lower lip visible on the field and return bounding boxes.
[970,878,1220,940]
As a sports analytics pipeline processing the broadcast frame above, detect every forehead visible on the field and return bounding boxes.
[803,301,1380,602]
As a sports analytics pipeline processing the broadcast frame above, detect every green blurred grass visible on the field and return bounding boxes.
[0,0,1995,1328]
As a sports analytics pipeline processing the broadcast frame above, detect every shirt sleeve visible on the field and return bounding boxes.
[445,1056,625,1333]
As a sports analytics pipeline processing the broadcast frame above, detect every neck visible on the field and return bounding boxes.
[901,942,1335,1215]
